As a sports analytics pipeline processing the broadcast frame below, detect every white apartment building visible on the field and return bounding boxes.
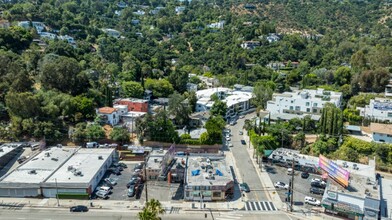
[195,88,253,119]
[266,88,342,121]
[358,98,392,122]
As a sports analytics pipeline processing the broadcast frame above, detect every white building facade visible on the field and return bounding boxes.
[195,88,253,119]
[266,89,342,121]
[358,98,392,122]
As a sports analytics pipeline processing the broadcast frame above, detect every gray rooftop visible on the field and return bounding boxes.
[0,147,77,184]
[186,156,233,187]
[0,144,20,158]
[44,148,114,187]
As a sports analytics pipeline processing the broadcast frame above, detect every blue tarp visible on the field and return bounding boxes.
[215,169,223,176]
[191,170,200,176]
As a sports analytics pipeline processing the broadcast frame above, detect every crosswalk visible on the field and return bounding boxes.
[215,212,244,220]
[243,201,277,212]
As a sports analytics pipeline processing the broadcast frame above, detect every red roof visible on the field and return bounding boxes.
[98,107,117,114]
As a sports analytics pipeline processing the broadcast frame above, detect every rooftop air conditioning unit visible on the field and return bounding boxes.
[98,156,103,160]
[51,158,59,161]
[28,170,37,174]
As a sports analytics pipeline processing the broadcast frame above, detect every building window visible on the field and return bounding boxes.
[291,100,294,103]
[290,106,293,110]
[387,135,392,138]
[306,108,310,112]
[313,109,318,113]
[295,106,300,111]
[313,103,318,107]
[306,102,310,106]
[213,192,221,197]
[388,113,392,117]
[186,191,190,197]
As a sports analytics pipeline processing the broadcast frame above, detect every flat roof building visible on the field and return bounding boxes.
[0,143,24,171]
[0,147,115,198]
[184,156,234,201]
[266,88,342,121]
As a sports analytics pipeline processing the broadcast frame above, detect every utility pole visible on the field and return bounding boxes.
[144,154,148,202]
[55,178,60,207]
[290,161,295,212]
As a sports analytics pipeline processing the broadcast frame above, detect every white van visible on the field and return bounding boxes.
[86,142,98,148]
[287,168,294,175]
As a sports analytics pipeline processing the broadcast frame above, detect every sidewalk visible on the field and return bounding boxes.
[244,132,284,210]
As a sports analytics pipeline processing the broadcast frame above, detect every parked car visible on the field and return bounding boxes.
[241,140,246,145]
[226,137,231,141]
[230,121,236,126]
[104,178,117,186]
[239,115,245,119]
[95,190,109,199]
[228,143,233,148]
[274,181,289,190]
[134,164,144,170]
[128,185,136,197]
[108,167,121,175]
[70,205,89,212]
[126,178,141,188]
[239,131,243,135]
[301,172,310,179]
[310,187,325,195]
[311,178,326,184]
[287,168,294,175]
[240,183,250,192]
[98,186,111,193]
[311,181,326,189]
[304,196,321,206]
[86,142,98,148]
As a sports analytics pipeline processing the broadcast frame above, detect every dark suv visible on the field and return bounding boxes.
[311,181,326,189]
[310,187,325,195]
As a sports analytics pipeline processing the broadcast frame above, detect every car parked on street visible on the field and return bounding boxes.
[310,187,325,195]
[304,196,321,206]
[241,140,246,145]
[274,181,289,190]
[70,205,89,212]
[240,183,250,192]
[118,162,128,168]
[239,131,243,135]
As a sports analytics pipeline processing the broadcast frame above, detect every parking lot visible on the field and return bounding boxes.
[265,164,324,209]
[93,162,144,201]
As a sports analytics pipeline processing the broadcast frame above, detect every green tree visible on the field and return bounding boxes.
[85,124,105,141]
[110,127,130,144]
[138,199,165,220]
[145,78,174,98]
[210,100,227,118]
[121,81,144,98]
[334,66,352,86]
[252,82,274,109]
[168,70,188,93]
[168,92,190,127]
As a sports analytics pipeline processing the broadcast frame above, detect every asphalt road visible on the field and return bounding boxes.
[0,208,292,220]
[228,113,270,202]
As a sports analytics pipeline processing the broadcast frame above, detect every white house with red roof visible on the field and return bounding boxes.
[96,107,119,126]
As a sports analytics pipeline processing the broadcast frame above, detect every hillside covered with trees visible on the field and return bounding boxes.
[0,0,391,146]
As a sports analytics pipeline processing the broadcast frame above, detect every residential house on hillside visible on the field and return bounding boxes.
[187,83,198,92]
[114,98,149,112]
[175,6,186,14]
[266,33,280,43]
[18,21,45,33]
[370,123,392,143]
[207,21,225,29]
[266,88,342,121]
[241,41,260,50]
[358,98,392,122]
[96,107,120,126]
[102,28,121,38]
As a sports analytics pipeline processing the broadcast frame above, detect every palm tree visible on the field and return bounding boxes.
[138,199,165,220]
